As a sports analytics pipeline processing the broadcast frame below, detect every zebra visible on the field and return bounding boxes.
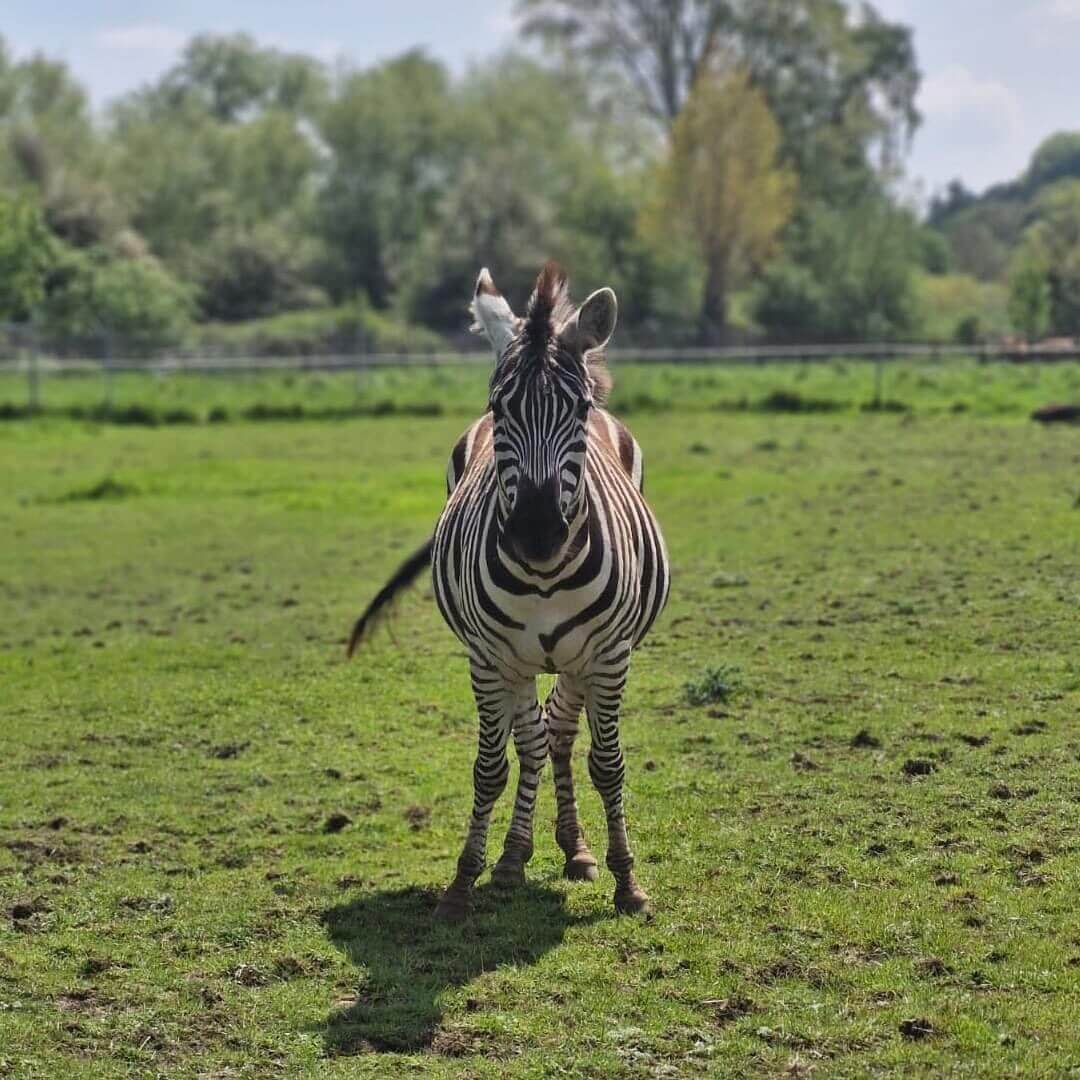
[347,262,670,921]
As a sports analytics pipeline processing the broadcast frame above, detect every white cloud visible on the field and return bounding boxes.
[911,64,1033,194]
[1046,0,1080,19]
[97,25,187,53]
[486,9,518,35]
[259,33,340,61]
[920,64,1022,136]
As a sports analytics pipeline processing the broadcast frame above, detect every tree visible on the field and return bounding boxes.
[398,54,686,335]
[928,179,977,227]
[41,246,193,347]
[150,33,328,123]
[648,68,796,341]
[0,193,53,321]
[518,0,729,127]
[317,51,453,308]
[0,42,120,248]
[753,196,920,341]
[1024,180,1080,336]
[107,35,326,320]
[1024,132,1080,195]
[518,0,920,197]
[196,221,325,321]
[1007,251,1051,343]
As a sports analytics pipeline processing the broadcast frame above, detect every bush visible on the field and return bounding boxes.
[915,273,1009,343]
[194,298,447,356]
[684,666,743,706]
[42,246,194,349]
[195,223,327,322]
[954,314,981,345]
[0,194,54,321]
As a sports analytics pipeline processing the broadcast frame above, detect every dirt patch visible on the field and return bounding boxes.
[231,964,269,987]
[117,894,174,915]
[323,813,352,834]
[899,1018,937,1041]
[429,1026,516,1059]
[80,955,126,977]
[902,759,935,777]
[9,896,50,927]
[705,995,757,1025]
[209,742,249,760]
[51,477,141,503]
[850,729,881,749]
[404,805,432,831]
[56,988,112,1017]
[4,836,86,870]
[271,954,332,981]
[1012,721,1047,736]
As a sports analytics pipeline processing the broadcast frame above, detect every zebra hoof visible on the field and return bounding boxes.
[433,886,472,923]
[614,886,652,918]
[491,858,527,889]
[563,853,600,882]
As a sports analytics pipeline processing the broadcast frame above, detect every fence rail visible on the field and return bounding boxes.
[2,341,1080,375]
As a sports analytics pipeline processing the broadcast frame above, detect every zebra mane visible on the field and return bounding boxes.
[523,261,613,404]
[522,260,576,362]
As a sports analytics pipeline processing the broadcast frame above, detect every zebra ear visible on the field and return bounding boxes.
[565,288,618,353]
[469,268,517,358]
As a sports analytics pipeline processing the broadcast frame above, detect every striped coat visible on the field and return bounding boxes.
[348,262,669,920]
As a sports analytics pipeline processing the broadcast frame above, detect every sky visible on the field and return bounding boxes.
[3,1,1079,198]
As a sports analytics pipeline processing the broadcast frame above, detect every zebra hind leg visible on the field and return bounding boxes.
[546,676,599,883]
[585,661,651,916]
[491,681,546,889]
[434,664,515,923]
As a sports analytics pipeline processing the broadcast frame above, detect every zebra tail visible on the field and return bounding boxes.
[346,537,434,658]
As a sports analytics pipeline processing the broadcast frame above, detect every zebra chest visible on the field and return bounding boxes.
[495,588,602,674]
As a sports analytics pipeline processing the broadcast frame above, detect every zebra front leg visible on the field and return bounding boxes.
[491,682,546,889]
[435,663,515,922]
[585,657,650,916]
[546,675,599,882]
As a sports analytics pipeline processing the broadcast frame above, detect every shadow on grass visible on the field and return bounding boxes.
[321,882,596,1056]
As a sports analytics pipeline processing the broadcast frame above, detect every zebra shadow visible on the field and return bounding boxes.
[321,880,598,1056]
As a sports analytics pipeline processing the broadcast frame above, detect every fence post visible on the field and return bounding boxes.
[872,351,884,410]
[27,326,40,414]
[353,311,367,403]
[103,329,114,416]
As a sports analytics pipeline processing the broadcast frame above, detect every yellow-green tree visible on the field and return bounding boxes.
[652,68,796,341]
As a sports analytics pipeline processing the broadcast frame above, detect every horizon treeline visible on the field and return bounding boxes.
[2,1,1079,354]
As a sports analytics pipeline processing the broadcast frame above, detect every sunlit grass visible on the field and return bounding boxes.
[1,407,1078,1076]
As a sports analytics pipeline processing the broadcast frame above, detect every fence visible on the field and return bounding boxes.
[2,333,1079,416]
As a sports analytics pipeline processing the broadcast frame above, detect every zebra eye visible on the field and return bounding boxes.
[576,400,591,420]
[490,401,503,420]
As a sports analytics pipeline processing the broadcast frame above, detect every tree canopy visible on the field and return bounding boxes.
[0,20,1069,348]
[649,67,796,340]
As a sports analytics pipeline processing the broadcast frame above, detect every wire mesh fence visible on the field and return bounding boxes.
[2,321,1078,420]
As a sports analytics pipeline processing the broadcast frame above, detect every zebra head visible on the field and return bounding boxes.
[470,261,617,565]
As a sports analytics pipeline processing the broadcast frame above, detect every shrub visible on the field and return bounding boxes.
[194,298,447,357]
[41,246,193,349]
[684,666,743,706]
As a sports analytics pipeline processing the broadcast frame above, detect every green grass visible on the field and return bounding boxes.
[1,393,1079,1075]
[2,356,1080,426]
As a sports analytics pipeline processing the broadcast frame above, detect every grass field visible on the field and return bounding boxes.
[1,367,1079,1076]
[3,356,1080,425]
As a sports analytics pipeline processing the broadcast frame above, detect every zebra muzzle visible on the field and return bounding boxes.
[504,476,569,564]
